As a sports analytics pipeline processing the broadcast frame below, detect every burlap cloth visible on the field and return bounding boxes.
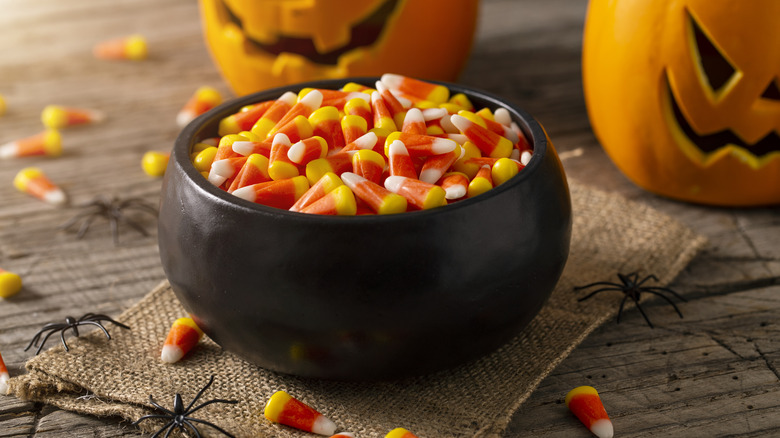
[8,182,707,437]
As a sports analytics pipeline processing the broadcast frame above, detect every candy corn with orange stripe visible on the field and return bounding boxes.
[264,390,337,436]
[566,386,614,438]
[232,176,309,209]
[13,167,67,206]
[290,172,343,212]
[93,34,148,61]
[384,175,446,210]
[0,130,62,159]
[177,86,222,128]
[0,350,9,395]
[341,172,406,215]
[299,184,356,216]
[161,317,204,364]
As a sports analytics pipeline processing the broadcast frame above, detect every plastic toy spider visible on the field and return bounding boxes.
[133,375,238,438]
[25,313,130,355]
[60,194,158,245]
[575,272,687,328]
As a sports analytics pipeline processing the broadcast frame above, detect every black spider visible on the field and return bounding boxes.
[133,375,238,438]
[575,272,687,328]
[60,195,158,245]
[25,313,130,355]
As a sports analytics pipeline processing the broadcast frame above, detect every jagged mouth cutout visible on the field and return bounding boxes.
[665,9,780,166]
[219,0,401,66]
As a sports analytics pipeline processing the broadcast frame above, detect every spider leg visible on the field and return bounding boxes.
[643,286,688,302]
[180,420,203,438]
[636,274,660,287]
[131,414,172,426]
[60,328,74,351]
[162,423,178,438]
[645,290,685,318]
[184,376,215,412]
[78,320,112,339]
[82,314,131,330]
[25,327,55,352]
[577,286,626,302]
[573,281,623,291]
[119,198,158,215]
[616,295,629,324]
[75,214,102,239]
[631,296,655,329]
[109,215,120,245]
[154,422,176,438]
[116,216,150,237]
[59,207,101,230]
[148,396,176,416]
[186,398,239,416]
[188,418,236,437]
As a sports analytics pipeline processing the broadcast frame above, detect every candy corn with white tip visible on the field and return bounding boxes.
[439,172,469,200]
[0,130,62,159]
[384,175,446,210]
[290,172,343,212]
[41,105,105,129]
[384,132,457,158]
[0,268,23,299]
[381,73,450,104]
[13,167,67,206]
[0,350,9,395]
[177,86,222,127]
[264,390,337,436]
[566,386,614,438]
[401,108,427,135]
[93,34,148,61]
[299,184,356,216]
[387,140,417,179]
[385,427,419,438]
[450,114,514,159]
[341,172,406,215]
[161,317,204,364]
[468,165,494,198]
[232,176,309,209]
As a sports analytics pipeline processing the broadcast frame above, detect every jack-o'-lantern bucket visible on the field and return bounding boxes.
[583,0,780,206]
[200,0,480,96]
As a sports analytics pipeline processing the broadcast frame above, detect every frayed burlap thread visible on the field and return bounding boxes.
[9,182,707,438]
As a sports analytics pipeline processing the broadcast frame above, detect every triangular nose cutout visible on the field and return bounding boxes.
[760,79,780,101]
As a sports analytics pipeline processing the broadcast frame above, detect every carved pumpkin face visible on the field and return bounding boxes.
[200,0,479,96]
[583,0,780,205]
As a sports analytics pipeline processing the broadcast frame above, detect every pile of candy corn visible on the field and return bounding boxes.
[192,73,533,215]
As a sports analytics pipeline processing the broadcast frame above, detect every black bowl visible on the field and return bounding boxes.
[158,77,572,380]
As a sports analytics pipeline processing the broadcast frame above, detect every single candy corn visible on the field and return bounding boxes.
[329,433,355,438]
[93,34,148,61]
[0,350,9,395]
[351,149,385,184]
[268,90,323,138]
[299,184,356,216]
[371,91,397,132]
[309,106,345,149]
[387,140,418,179]
[264,390,337,436]
[384,175,446,210]
[492,157,521,185]
[341,114,368,145]
[268,133,299,180]
[232,176,309,209]
[305,153,353,185]
[218,100,274,136]
[385,427,419,438]
[419,144,463,184]
[0,268,22,299]
[381,73,450,104]
[450,114,514,159]
[565,386,614,438]
[384,132,457,158]
[290,172,343,212]
[41,105,105,129]
[177,86,222,127]
[341,172,406,215]
[287,136,328,165]
[141,151,170,177]
[161,317,204,364]
[344,96,373,129]
[468,165,494,198]
[228,154,271,193]
[0,130,62,159]
[251,92,297,139]
[439,172,469,200]
[13,167,67,206]
[401,107,427,135]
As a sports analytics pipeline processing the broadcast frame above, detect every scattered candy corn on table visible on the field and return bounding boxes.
[1,0,779,436]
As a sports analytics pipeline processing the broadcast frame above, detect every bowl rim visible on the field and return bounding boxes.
[173,77,551,223]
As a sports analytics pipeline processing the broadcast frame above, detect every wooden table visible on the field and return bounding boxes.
[1,0,778,436]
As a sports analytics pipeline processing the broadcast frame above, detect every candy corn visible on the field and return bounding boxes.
[264,390,337,436]
[161,317,204,364]
[329,433,355,438]
[565,386,614,438]
[177,86,222,127]
[0,350,9,395]
[0,268,23,299]
[341,172,406,215]
[41,105,105,129]
[141,151,170,177]
[385,427,419,438]
[384,175,446,210]
[0,94,6,116]
[93,34,148,61]
[196,74,535,214]
[0,129,62,160]
[13,167,67,206]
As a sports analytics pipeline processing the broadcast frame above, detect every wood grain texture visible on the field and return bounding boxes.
[1,0,778,436]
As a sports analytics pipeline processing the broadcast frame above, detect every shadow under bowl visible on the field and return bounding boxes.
[158,77,572,380]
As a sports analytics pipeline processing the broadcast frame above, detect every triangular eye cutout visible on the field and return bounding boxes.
[689,11,737,94]
[761,79,780,101]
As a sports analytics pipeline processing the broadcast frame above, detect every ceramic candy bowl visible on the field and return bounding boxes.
[158,77,572,380]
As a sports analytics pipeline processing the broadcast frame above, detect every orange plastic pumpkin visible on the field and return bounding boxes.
[583,0,780,206]
[200,0,480,96]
